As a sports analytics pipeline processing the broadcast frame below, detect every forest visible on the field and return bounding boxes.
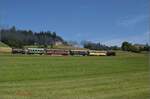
[0,26,64,48]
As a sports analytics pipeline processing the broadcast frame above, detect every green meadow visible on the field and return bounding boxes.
[0,52,149,99]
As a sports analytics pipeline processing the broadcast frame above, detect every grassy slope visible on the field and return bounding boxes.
[0,42,9,47]
[0,42,11,53]
[0,52,149,99]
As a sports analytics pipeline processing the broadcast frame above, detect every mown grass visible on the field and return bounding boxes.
[0,52,149,99]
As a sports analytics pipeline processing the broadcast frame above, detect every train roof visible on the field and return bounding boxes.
[46,49,69,52]
[70,49,89,51]
[89,50,107,52]
[27,48,45,50]
[12,48,23,50]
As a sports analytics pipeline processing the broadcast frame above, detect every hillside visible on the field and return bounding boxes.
[0,27,64,48]
[0,41,9,47]
[0,41,12,53]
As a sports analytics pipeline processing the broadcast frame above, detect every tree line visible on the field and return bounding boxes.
[0,26,64,48]
[121,41,149,52]
[81,41,120,50]
[82,41,149,53]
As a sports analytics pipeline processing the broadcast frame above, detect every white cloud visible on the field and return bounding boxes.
[103,31,149,46]
[117,14,149,27]
[76,33,82,37]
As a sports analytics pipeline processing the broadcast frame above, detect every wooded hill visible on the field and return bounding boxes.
[0,26,64,48]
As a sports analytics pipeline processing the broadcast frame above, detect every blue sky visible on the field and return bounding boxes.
[0,0,149,46]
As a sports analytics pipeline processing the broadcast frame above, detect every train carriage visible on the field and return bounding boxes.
[27,48,45,55]
[46,49,69,56]
[12,48,26,54]
[89,50,107,56]
[70,50,88,56]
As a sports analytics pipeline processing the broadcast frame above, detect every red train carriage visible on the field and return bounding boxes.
[46,49,69,56]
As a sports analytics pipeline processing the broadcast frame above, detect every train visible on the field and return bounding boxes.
[12,48,116,56]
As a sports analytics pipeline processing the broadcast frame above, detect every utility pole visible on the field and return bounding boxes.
[0,15,3,42]
[0,15,4,42]
[0,15,1,41]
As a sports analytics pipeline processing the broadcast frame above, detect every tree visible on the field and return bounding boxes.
[121,41,142,53]
[81,40,115,50]
[110,46,120,50]
[121,41,132,51]
[143,43,150,51]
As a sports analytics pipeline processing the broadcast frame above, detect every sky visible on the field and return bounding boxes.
[0,0,149,46]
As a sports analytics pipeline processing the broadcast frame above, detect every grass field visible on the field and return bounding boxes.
[0,52,149,99]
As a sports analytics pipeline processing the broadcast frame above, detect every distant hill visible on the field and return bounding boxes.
[0,26,64,48]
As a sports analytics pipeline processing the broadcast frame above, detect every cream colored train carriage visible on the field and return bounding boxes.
[88,50,107,56]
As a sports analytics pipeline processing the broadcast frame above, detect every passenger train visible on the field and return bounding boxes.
[12,48,116,56]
